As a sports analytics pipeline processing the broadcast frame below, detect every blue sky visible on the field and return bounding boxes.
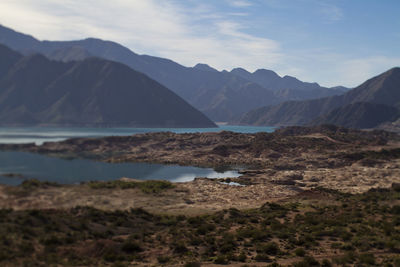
[0,0,399,87]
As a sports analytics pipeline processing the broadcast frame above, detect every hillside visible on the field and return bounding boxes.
[311,102,400,129]
[231,68,347,100]
[0,44,216,127]
[0,24,348,122]
[238,67,400,128]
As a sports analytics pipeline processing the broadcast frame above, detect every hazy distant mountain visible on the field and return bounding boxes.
[311,102,400,129]
[192,63,218,72]
[238,67,400,128]
[0,24,348,122]
[231,68,348,100]
[0,44,216,127]
[46,46,92,62]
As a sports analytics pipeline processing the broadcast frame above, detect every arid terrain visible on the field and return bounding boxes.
[0,125,400,266]
[1,125,400,210]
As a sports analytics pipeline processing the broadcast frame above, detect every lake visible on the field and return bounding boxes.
[0,125,274,185]
[0,151,241,185]
[0,125,275,145]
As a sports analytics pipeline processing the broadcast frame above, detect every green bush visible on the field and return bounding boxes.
[333,251,356,265]
[321,259,332,267]
[121,240,142,253]
[214,255,229,264]
[88,180,174,193]
[255,253,271,262]
[256,242,280,255]
[237,251,247,262]
[157,255,170,263]
[21,179,59,189]
[184,261,201,267]
[173,242,188,254]
[358,253,375,265]
[292,256,320,266]
[294,247,306,257]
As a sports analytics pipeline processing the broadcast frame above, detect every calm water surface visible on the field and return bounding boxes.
[0,125,275,145]
[0,151,241,185]
[0,126,274,185]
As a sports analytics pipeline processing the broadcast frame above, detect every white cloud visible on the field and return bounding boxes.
[0,0,397,88]
[276,51,400,87]
[0,0,281,71]
[319,2,344,22]
[335,56,400,87]
[226,0,253,8]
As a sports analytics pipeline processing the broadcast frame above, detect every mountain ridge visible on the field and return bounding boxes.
[311,102,400,129]
[238,67,400,129]
[0,44,216,127]
[0,24,348,121]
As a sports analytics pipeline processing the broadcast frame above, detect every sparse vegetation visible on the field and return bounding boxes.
[87,180,175,193]
[21,179,60,189]
[0,185,399,265]
[0,127,399,265]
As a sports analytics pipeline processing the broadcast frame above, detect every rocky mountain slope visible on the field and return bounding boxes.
[311,102,400,129]
[239,67,400,128]
[0,24,347,121]
[0,44,216,127]
[231,68,347,100]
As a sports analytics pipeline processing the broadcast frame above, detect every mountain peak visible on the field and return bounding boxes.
[0,24,39,52]
[193,63,218,72]
[282,75,299,81]
[239,66,400,129]
[253,69,280,78]
[386,66,400,76]
[231,67,251,75]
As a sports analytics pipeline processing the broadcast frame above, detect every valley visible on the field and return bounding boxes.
[0,5,399,265]
[0,126,399,266]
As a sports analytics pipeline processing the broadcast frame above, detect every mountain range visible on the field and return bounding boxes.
[0,24,348,122]
[0,44,216,127]
[238,67,400,129]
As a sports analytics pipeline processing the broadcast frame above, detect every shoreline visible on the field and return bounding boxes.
[0,125,399,213]
[0,125,400,266]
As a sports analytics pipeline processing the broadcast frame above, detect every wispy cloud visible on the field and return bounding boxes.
[319,2,344,22]
[0,0,281,71]
[0,0,397,87]
[336,56,400,87]
[226,0,253,8]
[277,50,400,87]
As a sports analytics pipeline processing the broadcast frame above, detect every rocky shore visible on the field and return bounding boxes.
[1,125,399,213]
[1,125,400,266]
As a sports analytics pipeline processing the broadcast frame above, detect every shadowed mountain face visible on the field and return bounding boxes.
[0,24,347,122]
[238,67,400,129]
[231,68,347,100]
[311,102,400,129]
[0,44,216,127]
[46,46,92,62]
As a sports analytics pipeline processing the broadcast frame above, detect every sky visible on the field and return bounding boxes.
[0,0,399,87]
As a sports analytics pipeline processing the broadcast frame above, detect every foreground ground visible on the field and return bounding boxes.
[0,125,400,266]
[0,184,400,266]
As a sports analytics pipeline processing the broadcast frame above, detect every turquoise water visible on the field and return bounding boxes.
[0,151,241,185]
[0,126,274,185]
[0,125,275,145]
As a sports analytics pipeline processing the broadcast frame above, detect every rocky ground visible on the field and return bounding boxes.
[1,125,400,205]
[0,125,400,266]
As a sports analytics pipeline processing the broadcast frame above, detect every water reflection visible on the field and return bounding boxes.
[0,125,275,145]
[0,151,240,185]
